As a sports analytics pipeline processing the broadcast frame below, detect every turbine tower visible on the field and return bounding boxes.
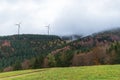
[15,22,21,36]
[45,24,50,35]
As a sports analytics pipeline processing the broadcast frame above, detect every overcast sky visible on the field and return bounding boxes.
[0,0,120,36]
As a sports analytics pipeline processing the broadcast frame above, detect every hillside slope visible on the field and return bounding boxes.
[45,28,120,67]
[1,28,120,72]
[0,65,120,80]
[0,34,65,71]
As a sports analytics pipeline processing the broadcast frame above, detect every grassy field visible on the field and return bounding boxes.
[0,65,120,80]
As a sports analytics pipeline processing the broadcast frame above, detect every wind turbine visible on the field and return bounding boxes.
[45,24,50,35]
[15,22,21,36]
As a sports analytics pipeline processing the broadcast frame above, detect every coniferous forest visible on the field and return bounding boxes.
[0,28,120,72]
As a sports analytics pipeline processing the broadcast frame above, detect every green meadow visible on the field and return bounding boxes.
[0,65,120,80]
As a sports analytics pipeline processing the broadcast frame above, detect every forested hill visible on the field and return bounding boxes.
[1,28,120,72]
[0,34,60,40]
[0,34,65,71]
[44,28,120,67]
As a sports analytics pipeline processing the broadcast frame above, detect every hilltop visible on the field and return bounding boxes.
[46,28,120,67]
[0,34,65,71]
[0,28,120,72]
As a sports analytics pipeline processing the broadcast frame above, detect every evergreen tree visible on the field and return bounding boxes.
[47,54,56,67]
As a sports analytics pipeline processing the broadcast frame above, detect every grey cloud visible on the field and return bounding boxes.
[52,0,120,35]
[0,0,120,36]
